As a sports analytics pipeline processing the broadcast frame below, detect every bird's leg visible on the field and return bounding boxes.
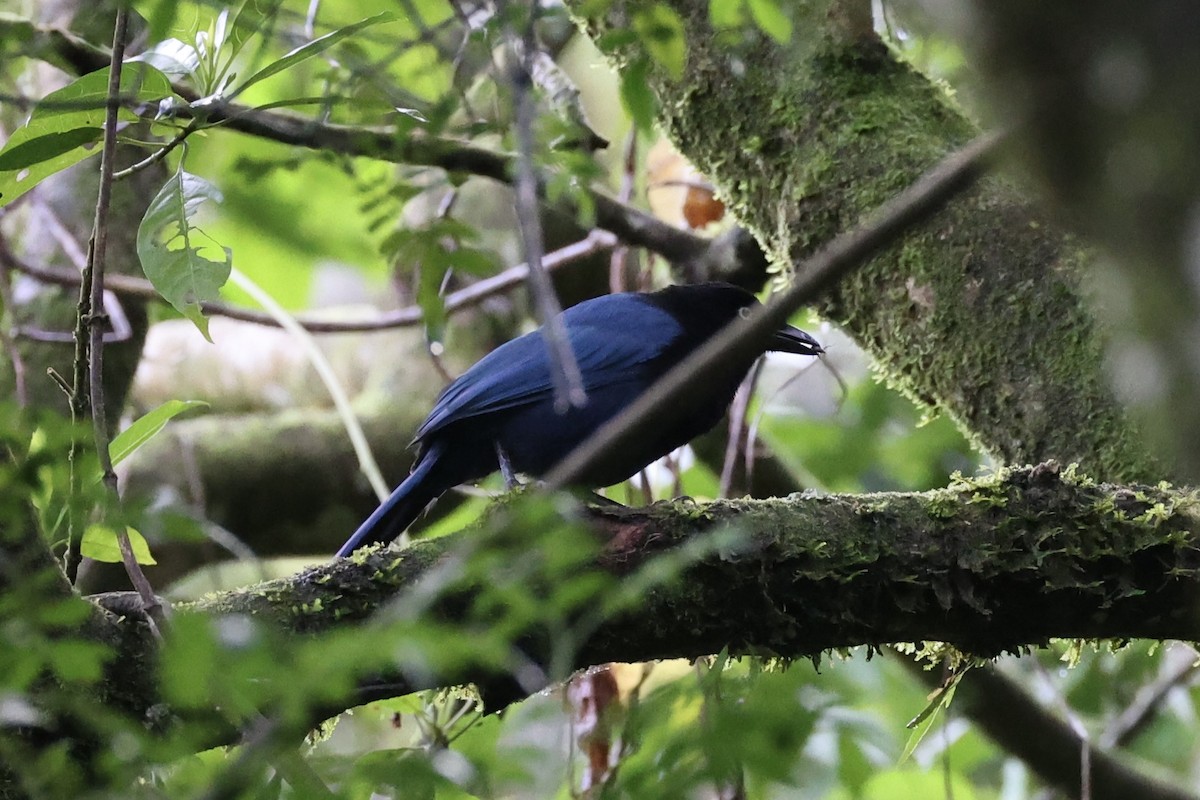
[495,442,520,489]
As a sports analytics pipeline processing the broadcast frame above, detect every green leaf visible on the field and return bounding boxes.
[900,672,962,763]
[594,28,639,53]
[139,0,182,44]
[0,63,173,207]
[448,247,500,275]
[633,3,687,80]
[747,0,793,43]
[81,524,157,565]
[620,58,657,132]
[136,170,233,341]
[417,263,448,345]
[0,128,101,170]
[229,11,396,99]
[709,0,745,29]
[109,400,209,466]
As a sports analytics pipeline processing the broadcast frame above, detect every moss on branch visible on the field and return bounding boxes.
[579,0,1156,483]
[88,465,1200,733]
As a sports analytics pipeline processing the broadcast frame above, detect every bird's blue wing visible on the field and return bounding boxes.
[415,294,682,441]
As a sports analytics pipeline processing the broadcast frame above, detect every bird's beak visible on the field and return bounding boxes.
[769,324,823,356]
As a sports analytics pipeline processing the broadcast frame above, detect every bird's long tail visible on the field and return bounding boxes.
[336,442,447,557]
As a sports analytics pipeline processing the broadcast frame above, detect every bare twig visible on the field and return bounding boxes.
[110,120,200,181]
[504,2,586,413]
[902,658,1197,800]
[74,8,165,634]
[609,128,639,294]
[544,128,1008,490]
[719,358,764,499]
[30,19,719,270]
[5,231,616,333]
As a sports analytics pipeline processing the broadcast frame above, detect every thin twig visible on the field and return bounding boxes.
[719,358,764,499]
[609,127,639,294]
[544,128,1008,490]
[304,0,321,39]
[77,8,166,634]
[110,120,199,181]
[505,2,586,412]
[5,231,617,334]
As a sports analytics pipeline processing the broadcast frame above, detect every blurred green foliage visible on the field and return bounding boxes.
[0,1,1194,799]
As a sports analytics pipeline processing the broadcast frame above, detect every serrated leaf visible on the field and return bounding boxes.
[109,399,209,466]
[136,170,232,341]
[229,11,395,99]
[620,58,656,132]
[0,63,173,207]
[747,0,792,43]
[633,3,686,80]
[81,524,157,565]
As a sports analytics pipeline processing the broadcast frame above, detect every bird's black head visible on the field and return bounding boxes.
[643,282,824,357]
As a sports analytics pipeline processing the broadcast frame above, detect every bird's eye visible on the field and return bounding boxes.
[738,306,752,319]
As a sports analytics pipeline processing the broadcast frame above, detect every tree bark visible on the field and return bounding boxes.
[75,465,1200,737]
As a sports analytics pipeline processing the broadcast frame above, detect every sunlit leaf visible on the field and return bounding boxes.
[136,169,232,341]
[109,400,209,466]
[709,0,745,28]
[131,38,200,79]
[448,247,501,275]
[747,0,793,43]
[80,524,157,565]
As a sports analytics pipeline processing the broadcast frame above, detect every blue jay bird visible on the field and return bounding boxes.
[337,282,822,557]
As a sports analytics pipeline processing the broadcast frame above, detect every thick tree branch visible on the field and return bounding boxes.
[87,466,1200,739]
[577,0,1155,484]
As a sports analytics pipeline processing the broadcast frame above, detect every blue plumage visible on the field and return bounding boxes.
[336,283,821,557]
[417,294,682,440]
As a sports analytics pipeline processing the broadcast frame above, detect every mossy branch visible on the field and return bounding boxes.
[89,465,1200,736]
[577,0,1156,484]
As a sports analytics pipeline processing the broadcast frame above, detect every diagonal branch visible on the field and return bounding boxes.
[544,128,1005,488]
